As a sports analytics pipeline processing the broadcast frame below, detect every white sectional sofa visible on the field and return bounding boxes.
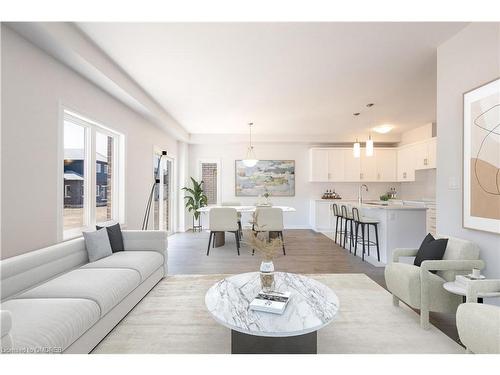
[0,230,167,354]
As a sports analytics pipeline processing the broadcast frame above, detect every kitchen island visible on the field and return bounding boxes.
[310,199,427,266]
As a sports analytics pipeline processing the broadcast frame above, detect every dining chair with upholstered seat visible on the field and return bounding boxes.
[207,207,240,256]
[252,207,286,256]
[221,201,242,238]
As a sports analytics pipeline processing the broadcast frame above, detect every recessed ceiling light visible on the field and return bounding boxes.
[373,124,394,134]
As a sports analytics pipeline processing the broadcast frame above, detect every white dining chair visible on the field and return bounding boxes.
[253,207,286,255]
[207,207,240,256]
[221,201,242,238]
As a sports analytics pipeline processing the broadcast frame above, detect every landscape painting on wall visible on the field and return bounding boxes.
[463,78,500,233]
[235,160,295,197]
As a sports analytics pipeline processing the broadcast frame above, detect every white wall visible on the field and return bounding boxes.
[187,141,400,230]
[1,26,179,259]
[436,23,500,288]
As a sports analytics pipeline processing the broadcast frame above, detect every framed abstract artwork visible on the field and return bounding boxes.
[463,77,500,233]
[235,160,295,197]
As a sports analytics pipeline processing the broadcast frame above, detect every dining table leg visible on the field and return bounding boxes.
[213,231,226,247]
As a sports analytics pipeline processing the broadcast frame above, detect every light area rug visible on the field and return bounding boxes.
[92,273,464,354]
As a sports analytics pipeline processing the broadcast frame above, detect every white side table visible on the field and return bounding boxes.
[443,281,500,303]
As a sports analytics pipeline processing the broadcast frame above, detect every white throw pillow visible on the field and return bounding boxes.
[83,228,113,262]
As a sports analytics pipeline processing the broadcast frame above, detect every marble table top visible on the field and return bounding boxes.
[205,272,339,337]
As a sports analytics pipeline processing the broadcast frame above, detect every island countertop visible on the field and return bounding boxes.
[313,199,427,210]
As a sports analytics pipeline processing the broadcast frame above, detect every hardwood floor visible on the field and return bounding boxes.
[168,229,460,344]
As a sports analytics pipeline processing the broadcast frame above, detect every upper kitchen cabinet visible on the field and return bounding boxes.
[343,149,361,182]
[310,148,329,181]
[360,149,377,181]
[328,149,345,181]
[397,138,437,182]
[374,148,397,181]
[397,145,416,181]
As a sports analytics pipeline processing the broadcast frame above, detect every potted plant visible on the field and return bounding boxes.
[182,177,208,231]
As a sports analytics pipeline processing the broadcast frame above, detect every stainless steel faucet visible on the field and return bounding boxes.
[358,184,368,204]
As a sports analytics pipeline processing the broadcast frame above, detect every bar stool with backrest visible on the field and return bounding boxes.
[207,207,240,256]
[252,207,286,256]
[340,205,354,251]
[331,203,342,245]
[352,207,380,262]
[221,201,242,239]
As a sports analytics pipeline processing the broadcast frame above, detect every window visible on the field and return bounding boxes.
[64,185,71,198]
[62,110,124,238]
[199,160,220,205]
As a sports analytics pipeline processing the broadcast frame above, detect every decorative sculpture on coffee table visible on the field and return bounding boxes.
[245,226,283,292]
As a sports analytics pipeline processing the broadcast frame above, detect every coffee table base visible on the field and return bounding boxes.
[231,330,317,354]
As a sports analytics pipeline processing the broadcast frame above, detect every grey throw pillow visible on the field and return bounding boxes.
[83,228,113,262]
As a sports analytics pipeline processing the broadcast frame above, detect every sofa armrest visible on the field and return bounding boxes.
[420,259,485,273]
[1,310,13,350]
[122,230,168,274]
[392,248,419,263]
[465,280,500,303]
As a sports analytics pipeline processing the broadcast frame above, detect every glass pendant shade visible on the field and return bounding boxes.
[242,146,258,167]
[242,122,258,167]
[366,136,374,157]
[353,139,361,158]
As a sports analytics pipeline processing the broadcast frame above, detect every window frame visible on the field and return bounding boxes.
[197,159,222,206]
[59,109,125,240]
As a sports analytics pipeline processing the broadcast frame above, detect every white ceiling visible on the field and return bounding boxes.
[77,22,467,141]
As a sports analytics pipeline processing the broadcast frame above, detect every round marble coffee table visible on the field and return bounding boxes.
[205,272,339,354]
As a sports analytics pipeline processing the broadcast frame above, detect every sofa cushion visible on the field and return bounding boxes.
[81,251,163,281]
[96,223,124,253]
[83,228,113,262]
[1,298,100,353]
[17,268,140,316]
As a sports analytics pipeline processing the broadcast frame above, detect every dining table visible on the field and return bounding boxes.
[196,205,296,247]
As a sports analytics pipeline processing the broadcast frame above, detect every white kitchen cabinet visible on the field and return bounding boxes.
[375,149,397,181]
[343,149,361,182]
[310,148,329,181]
[413,142,428,170]
[397,146,416,182]
[360,149,377,181]
[426,138,437,169]
[313,201,333,231]
[327,149,345,181]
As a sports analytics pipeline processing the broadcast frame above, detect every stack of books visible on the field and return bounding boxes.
[249,290,291,315]
[455,274,485,286]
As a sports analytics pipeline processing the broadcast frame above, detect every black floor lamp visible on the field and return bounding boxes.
[142,150,167,230]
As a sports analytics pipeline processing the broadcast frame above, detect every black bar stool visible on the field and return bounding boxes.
[352,207,380,262]
[331,203,341,245]
[340,205,354,252]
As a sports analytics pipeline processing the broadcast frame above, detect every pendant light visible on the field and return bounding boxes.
[352,112,361,158]
[353,138,361,158]
[365,103,374,157]
[366,133,374,157]
[242,122,258,167]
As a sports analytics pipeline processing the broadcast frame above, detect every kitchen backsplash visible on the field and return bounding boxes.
[398,169,436,201]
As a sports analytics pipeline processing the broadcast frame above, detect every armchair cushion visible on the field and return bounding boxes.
[384,262,451,309]
[414,234,447,271]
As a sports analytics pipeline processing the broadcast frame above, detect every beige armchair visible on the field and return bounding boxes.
[384,236,484,329]
[456,280,500,354]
